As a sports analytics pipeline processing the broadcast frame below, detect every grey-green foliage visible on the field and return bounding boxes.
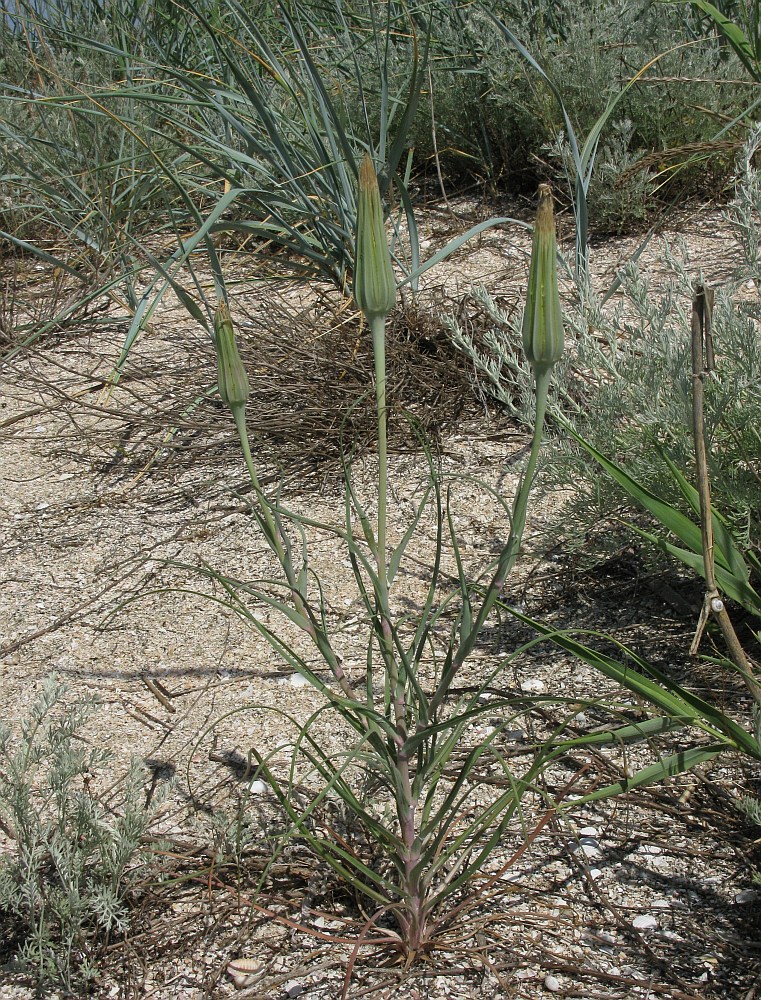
[0,677,162,993]
[421,0,747,220]
[726,122,761,272]
[739,793,761,825]
[549,119,658,234]
[447,135,761,561]
[0,0,751,261]
[0,32,175,247]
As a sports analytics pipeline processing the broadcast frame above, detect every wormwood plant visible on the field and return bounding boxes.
[0,677,162,992]
[448,132,761,556]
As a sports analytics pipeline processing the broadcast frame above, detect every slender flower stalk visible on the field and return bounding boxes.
[430,184,564,716]
[214,301,280,553]
[214,300,358,702]
[354,153,397,610]
[354,154,430,941]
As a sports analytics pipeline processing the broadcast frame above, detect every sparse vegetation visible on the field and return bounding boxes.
[0,678,164,993]
[1,0,761,996]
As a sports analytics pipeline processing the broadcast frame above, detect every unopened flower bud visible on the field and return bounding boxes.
[354,154,396,322]
[214,300,250,415]
[522,184,564,375]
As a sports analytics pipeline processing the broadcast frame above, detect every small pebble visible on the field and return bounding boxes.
[544,974,561,992]
[735,889,759,904]
[286,673,310,687]
[636,843,662,855]
[521,678,546,693]
[284,983,304,999]
[248,779,266,795]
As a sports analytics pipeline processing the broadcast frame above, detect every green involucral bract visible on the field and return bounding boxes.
[214,300,250,416]
[354,154,397,322]
[522,183,564,375]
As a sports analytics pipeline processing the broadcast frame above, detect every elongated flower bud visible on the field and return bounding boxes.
[522,184,564,375]
[214,300,250,415]
[354,154,396,322]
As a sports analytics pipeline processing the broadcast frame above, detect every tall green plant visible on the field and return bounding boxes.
[199,177,569,959]
[194,173,761,974]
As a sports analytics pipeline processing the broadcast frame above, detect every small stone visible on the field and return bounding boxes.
[248,779,266,795]
[544,974,561,992]
[636,843,662,855]
[735,889,759,904]
[521,678,545,693]
[284,982,304,998]
[632,914,658,930]
[288,673,310,687]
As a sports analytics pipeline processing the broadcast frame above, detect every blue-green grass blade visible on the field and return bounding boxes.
[566,745,727,806]
[565,422,705,554]
[501,607,761,759]
[659,449,752,585]
[631,524,761,614]
[400,217,528,287]
[670,0,760,80]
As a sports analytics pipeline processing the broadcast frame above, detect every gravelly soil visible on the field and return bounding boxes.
[1,203,760,999]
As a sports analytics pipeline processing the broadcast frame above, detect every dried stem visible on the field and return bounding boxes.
[690,283,761,704]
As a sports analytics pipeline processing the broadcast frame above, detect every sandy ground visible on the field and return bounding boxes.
[1,203,760,998]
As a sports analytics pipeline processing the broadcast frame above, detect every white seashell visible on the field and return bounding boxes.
[227,958,265,989]
[636,843,662,855]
